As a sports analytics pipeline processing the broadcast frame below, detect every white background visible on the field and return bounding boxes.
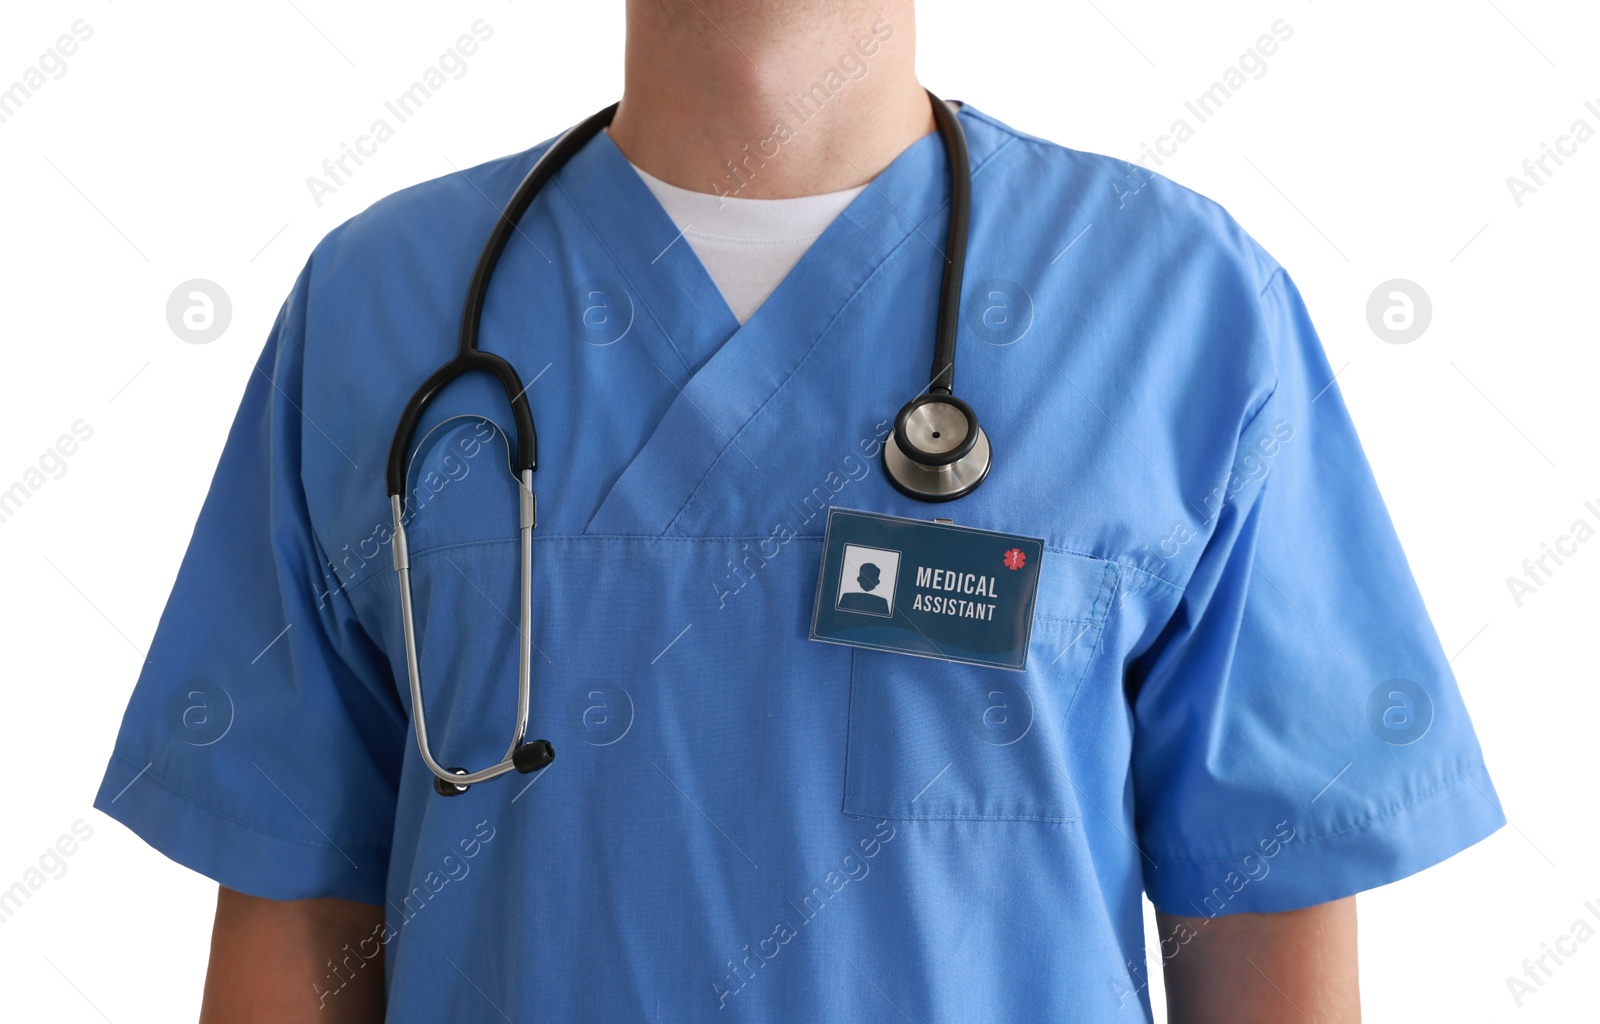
[1,1,1596,1020]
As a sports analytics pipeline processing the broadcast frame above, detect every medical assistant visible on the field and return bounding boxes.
[95,104,1504,1022]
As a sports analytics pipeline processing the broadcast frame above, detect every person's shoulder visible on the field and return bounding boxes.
[304,138,558,282]
[960,104,1282,294]
[961,104,1300,434]
[266,136,561,374]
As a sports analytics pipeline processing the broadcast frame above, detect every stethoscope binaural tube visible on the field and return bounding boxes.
[384,105,618,795]
[881,93,993,502]
[389,478,552,797]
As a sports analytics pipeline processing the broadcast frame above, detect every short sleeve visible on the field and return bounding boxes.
[93,260,404,905]
[1130,266,1504,917]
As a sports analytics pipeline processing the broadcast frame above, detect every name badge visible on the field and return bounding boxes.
[809,507,1045,671]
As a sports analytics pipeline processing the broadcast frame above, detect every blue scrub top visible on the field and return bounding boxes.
[96,104,1503,1021]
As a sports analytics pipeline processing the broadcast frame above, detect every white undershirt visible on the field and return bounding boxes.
[626,159,867,325]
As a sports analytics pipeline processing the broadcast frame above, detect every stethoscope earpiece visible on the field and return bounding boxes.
[884,393,992,502]
[513,739,556,774]
[434,768,471,798]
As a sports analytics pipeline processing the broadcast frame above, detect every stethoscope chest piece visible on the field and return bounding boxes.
[884,393,992,502]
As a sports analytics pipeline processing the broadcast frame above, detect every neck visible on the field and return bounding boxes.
[608,1,931,200]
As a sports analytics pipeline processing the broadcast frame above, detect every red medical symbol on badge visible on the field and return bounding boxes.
[1002,548,1026,571]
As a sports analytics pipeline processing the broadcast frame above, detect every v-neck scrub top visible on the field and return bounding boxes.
[95,104,1504,1022]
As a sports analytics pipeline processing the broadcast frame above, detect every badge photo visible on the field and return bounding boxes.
[836,544,901,617]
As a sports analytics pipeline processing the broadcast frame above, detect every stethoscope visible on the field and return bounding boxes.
[386,91,990,796]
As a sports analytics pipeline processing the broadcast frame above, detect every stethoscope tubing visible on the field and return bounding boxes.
[925,93,970,396]
[390,470,537,788]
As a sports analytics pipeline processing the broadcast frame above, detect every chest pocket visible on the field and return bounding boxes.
[843,551,1118,822]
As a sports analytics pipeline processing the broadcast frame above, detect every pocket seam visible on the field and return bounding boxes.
[843,807,1083,824]
[1058,560,1121,728]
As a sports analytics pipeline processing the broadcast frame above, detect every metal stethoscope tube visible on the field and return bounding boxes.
[390,471,549,796]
